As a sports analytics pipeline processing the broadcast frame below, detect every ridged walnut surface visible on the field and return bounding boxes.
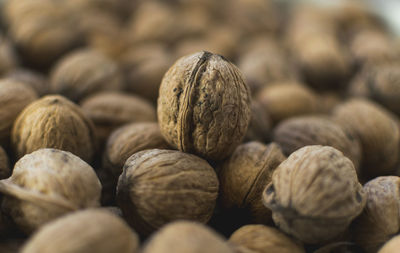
[12,95,96,163]
[21,209,139,253]
[0,149,101,233]
[262,145,366,244]
[157,51,251,161]
[219,142,285,224]
[117,149,219,236]
[142,221,233,253]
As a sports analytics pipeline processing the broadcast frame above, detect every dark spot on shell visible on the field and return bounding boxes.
[266,184,275,195]
[356,191,362,203]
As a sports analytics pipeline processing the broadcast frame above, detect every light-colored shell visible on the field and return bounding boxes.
[229,225,305,253]
[378,235,400,253]
[157,51,251,161]
[117,149,219,236]
[263,145,366,244]
[142,221,233,253]
[0,146,10,179]
[0,148,101,233]
[12,95,96,163]
[219,142,285,224]
[21,209,139,253]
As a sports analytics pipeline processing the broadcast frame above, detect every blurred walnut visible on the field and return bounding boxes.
[142,221,233,253]
[0,149,101,234]
[0,238,25,253]
[0,146,10,180]
[229,225,305,253]
[158,51,251,161]
[50,49,124,102]
[333,99,400,178]
[313,242,364,253]
[219,142,285,224]
[12,95,96,163]
[21,209,139,253]
[244,101,271,143]
[318,92,342,114]
[273,116,361,172]
[80,92,156,145]
[263,146,366,244]
[117,149,218,236]
[7,69,48,96]
[352,176,400,253]
[0,35,18,75]
[257,82,319,124]
[378,235,400,253]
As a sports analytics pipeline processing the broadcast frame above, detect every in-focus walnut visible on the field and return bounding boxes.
[0,79,38,145]
[257,82,319,124]
[378,235,400,253]
[273,116,362,172]
[80,92,156,145]
[0,35,18,75]
[333,98,400,178]
[244,101,271,143]
[157,51,251,161]
[6,69,48,96]
[117,149,219,236]
[229,224,305,253]
[12,95,96,163]
[0,146,10,180]
[141,221,233,253]
[50,49,123,102]
[218,142,285,224]
[21,209,139,253]
[262,145,366,244]
[352,176,400,253]
[0,149,101,234]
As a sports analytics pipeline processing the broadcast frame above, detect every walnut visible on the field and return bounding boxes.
[244,101,271,143]
[0,148,101,233]
[21,209,139,253]
[12,95,96,163]
[0,146,10,180]
[229,224,305,253]
[142,221,233,253]
[352,176,400,253]
[50,49,123,101]
[0,35,18,75]
[262,145,366,244]
[6,69,48,96]
[80,92,156,145]
[0,78,38,145]
[333,99,400,178]
[378,235,400,253]
[273,115,362,172]
[117,149,218,236]
[157,51,251,161]
[218,142,285,224]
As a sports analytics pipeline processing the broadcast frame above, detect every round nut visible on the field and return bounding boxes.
[12,95,96,163]
[157,51,251,161]
[0,146,10,180]
[117,149,219,236]
[0,148,101,233]
[262,145,366,244]
[378,235,400,253]
[21,209,139,253]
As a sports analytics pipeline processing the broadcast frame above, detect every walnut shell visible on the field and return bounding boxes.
[352,176,400,253]
[229,225,305,253]
[219,142,285,224]
[0,146,10,180]
[116,149,219,236]
[157,51,251,161]
[333,99,400,178]
[50,49,123,101]
[378,235,400,253]
[244,101,271,143]
[262,145,366,244]
[257,82,319,124]
[21,209,139,253]
[80,92,156,145]
[273,116,362,172]
[12,95,96,163]
[142,221,233,253]
[0,79,38,145]
[0,148,101,233]
[7,69,48,96]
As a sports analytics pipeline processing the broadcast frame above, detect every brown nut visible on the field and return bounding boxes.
[352,176,400,253]
[273,116,362,172]
[0,148,101,233]
[0,78,38,145]
[157,51,251,161]
[142,221,233,253]
[229,224,305,253]
[219,142,285,224]
[244,101,271,143]
[262,145,366,244]
[12,95,96,163]
[7,69,48,96]
[80,92,156,145]
[378,235,400,253]
[50,49,123,101]
[333,98,400,178]
[117,149,219,236]
[0,35,18,75]
[0,146,10,180]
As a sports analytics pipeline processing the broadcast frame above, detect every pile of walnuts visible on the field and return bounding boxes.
[0,0,399,253]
